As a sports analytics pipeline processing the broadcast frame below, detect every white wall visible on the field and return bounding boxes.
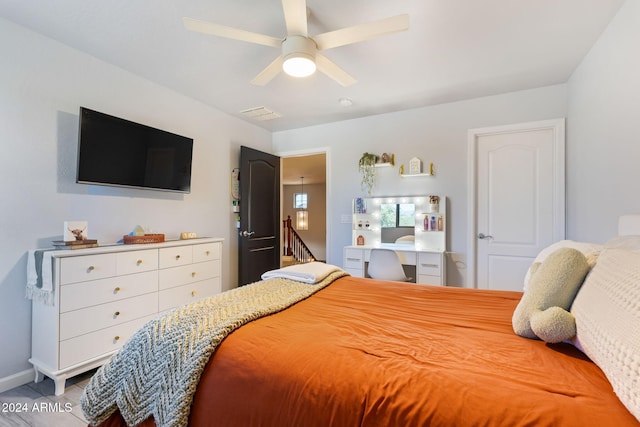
[567,0,640,242]
[273,85,568,286]
[0,19,271,383]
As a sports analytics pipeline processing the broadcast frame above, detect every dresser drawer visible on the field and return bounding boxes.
[59,253,117,285]
[116,249,158,275]
[158,277,221,312]
[417,252,442,276]
[417,275,443,286]
[344,267,364,278]
[60,292,158,340]
[159,246,193,268]
[59,315,155,369]
[193,242,221,263]
[395,251,417,265]
[344,248,364,269]
[158,260,220,290]
[60,270,158,313]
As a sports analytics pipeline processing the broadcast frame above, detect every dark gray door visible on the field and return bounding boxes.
[238,146,280,285]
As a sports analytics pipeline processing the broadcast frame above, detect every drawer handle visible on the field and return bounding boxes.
[421,263,439,268]
[114,287,121,293]
[205,250,211,255]
[87,266,95,271]
[191,291,197,296]
[175,255,181,260]
[114,311,120,317]
[114,336,120,341]
[191,271,197,277]
[137,259,143,265]
[346,257,361,261]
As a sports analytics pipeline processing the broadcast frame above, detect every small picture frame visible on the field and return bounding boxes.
[64,221,89,242]
[409,157,422,174]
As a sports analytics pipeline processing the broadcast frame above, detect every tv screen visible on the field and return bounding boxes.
[77,107,193,193]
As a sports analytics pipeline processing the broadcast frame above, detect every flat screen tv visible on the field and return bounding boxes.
[77,107,193,193]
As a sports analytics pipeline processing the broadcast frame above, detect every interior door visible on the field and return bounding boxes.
[238,146,281,286]
[470,120,565,291]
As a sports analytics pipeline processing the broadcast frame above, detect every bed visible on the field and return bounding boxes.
[82,218,640,427]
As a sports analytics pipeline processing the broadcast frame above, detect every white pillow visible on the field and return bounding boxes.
[570,248,640,422]
[523,240,603,291]
[604,235,640,252]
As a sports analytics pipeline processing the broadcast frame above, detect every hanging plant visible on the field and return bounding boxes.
[358,152,378,195]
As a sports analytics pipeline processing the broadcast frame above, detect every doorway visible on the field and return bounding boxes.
[467,119,565,290]
[280,150,328,265]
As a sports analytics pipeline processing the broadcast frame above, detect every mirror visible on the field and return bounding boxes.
[380,203,415,243]
[352,195,446,251]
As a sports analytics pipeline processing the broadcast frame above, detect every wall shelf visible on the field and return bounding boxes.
[374,162,393,168]
[400,173,433,178]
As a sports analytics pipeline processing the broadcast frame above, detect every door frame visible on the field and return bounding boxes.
[275,146,331,265]
[466,119,565,289]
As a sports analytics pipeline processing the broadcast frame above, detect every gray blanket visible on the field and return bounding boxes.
[80,270,348,427]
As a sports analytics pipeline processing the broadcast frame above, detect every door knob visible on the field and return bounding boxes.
[240,230,255,237]
[478,233,494,240]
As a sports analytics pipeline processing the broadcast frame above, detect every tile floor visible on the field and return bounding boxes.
[0,370,95,427]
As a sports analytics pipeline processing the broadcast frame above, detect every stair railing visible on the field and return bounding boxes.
[283,215,316,264]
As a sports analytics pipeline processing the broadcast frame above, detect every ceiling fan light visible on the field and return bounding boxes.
[281,36,317,78]
[283,53,316,78]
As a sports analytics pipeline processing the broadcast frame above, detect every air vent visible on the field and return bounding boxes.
[240,106,282,121]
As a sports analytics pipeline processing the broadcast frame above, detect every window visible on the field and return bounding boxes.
[398,204,415,226]
[294,193,308,209]
[381,203,415,228]
[380,204,396,228]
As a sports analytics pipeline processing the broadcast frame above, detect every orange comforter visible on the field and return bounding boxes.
[99,276,638,426]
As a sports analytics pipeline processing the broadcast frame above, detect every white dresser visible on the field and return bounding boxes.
[29,237,223,395]
[343,245,446,286]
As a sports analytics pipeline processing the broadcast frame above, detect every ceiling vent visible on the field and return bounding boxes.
[240,106,282,121]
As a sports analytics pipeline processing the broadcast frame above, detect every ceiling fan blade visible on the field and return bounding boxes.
[251,56,284,86]
[313,14,409,51]
[315,53,356,87]
[183,17,282,48]
[281,0,308,36]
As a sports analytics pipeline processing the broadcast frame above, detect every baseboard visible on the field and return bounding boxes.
[0,369,33,393]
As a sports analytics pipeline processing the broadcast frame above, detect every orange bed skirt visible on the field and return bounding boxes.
[97,276,639,426]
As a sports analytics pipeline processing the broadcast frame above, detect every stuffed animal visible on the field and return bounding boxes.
[512,247,590,343]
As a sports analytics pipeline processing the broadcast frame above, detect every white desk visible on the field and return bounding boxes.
[343,244,445,286]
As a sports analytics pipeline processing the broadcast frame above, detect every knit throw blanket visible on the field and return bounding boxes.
[26,250,55,306]
[80,270,348,427]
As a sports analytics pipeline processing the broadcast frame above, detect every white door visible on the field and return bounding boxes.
[468,119,565,291]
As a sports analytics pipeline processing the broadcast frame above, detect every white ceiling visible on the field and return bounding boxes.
[283,153,326,185]
[0,0,624,132]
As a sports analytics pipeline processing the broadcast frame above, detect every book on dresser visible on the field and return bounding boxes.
[52,240,99,250]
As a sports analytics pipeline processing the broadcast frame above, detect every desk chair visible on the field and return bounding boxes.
[367,248,411,282]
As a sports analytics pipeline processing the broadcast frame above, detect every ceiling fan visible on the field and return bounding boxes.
[183,0,409,87]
